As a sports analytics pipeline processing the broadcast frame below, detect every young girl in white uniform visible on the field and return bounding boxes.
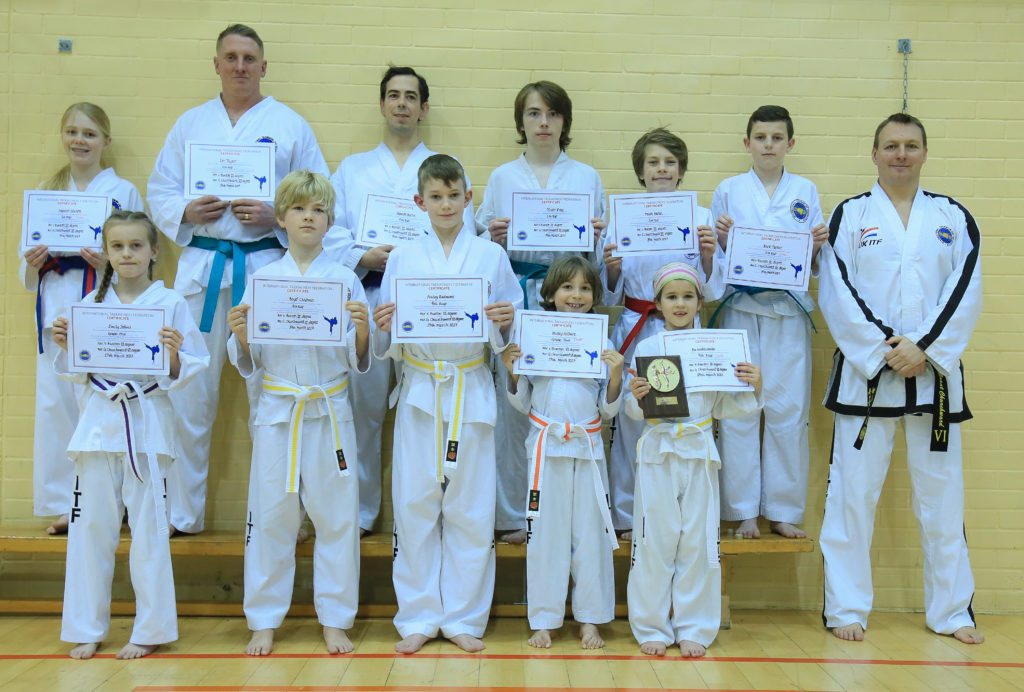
[22,103,144,534]
[501,256,623,650]
[625,263,761,658]
[52,211,208,660]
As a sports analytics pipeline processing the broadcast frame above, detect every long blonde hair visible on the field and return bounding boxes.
[41,103,113,191]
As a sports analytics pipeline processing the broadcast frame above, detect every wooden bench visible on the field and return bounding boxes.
[0,525,812,624]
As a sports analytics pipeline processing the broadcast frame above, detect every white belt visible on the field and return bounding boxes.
[89,376,167,537]
[262,373,350,493]
[635,415,719,566]
[528,409,618,551]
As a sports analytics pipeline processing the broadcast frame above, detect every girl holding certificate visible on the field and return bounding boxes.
[51,211,209,660]
[600,128,724,540]
[22,103,144,535]
[500,256,623,650]
[625,263,760,657]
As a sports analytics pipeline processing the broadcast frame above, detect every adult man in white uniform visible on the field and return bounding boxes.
[148,24,332,533]
[328,66,474,533]
[818,113,983,645]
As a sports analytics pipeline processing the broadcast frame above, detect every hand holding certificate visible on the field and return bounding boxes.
[512,310,609,379]
[357,194,432,247]
[509,191,594,252]
[67,304,171,376]
[247,276,348,347]
[21,191,112,253]
[392,276,487,344]
[661,329,753,392]
[724,225,814,291]
[609,191,697,256]
[186,142,275,202]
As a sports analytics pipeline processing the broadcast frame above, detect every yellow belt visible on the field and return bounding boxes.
[401,353,486,482]
[528,409,617,551]
[262,373,350,493]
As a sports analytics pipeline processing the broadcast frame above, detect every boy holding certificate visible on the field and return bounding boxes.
[625,263,762,657]
[373,154,520,654]
[711,106,829,539]
[227,171,370,656]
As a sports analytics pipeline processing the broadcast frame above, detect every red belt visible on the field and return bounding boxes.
[619,295,658,355]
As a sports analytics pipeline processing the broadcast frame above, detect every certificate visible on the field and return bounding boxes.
[724,225,814,291]
[392,276,487,344]
[512,310,609,379]
[185,142,275,201]
[509,191,594,252]
[21,191,111,252]
[356,194,432,247]
[660,329,753,393]
[67,304,170,376]
[609,191,697,256]
[247,276,348,347]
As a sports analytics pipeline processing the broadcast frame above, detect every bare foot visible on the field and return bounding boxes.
[245,629,275,656]
[770,521,807,538]
[678,639,706,657]
[296,525,311,544]
[69,642,99,659]
[323,626,354,654]
[736,518,761,538]
[46,514,70,535]
[640,640,666,656]
[952,626,985,644]
[618,530,633,542]
[579,623,604,649]
[449,633,485,652]
[117,642,158,659]
[831,623,865,641]
[395,633,431,654]
[499,529,527,544]
[528,629,552,648]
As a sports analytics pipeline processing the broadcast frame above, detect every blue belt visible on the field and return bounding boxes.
[36,256,94,354]
[510,260,548,310]
[188,235,283,332]
[707,285,817,332]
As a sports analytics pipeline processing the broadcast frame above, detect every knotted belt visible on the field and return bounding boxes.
[36,256,96,353]
[634,415,718,566]
[88,376,167,536]
[187,235,283,332]
[261,373,350,493]
[528,409,618,551]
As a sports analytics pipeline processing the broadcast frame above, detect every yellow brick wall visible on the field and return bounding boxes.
[2,0,1022,614]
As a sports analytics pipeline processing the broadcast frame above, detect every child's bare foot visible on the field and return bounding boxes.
[952,626,985,644]
[618,530,633,542]
[245,629,275,656]
[395,633,431,654]
[528,629,552,648]
[296,525,311,544]
[69,642,99,659]
[323,626,354,654]
[831,623,865,641]
[640,640,666,656]
[579,623,604,649]
[117,642,158,659]
[449,633,485,652]
[499,529,527,544]
[736,518,761,538]
[678,640,706,657]
[770,521,807,538]
[46,514,70,535]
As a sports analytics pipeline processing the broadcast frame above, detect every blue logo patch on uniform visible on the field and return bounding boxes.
[732,264,744,276]
[195,181,206,191]
[935,226,954,245]
[791,199,810,222]
[859,227,882,247]
[256,136,275,144]
[620,236,631,247]
[111,198,122,211]
[524,354,535,365]
[79,350,91,362]
[401,321,414,333]
[367,229,378,239]
[516,230,528,241]
[31,231,41,241]
[685,252,698,261]
[258,321,271,333]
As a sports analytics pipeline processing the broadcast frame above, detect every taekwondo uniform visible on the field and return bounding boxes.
[375,226,521,640]
[598,204,724,531]
[475,152,605,532]
[818,183,982,634]
[57,281,209,647]
[327,141,475,532]
[228,251,368,633]
[625,332,762,649]
[710,170,823,525]
[148,95,330,533]
[21,169,143,518]
[505,341,621,631]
